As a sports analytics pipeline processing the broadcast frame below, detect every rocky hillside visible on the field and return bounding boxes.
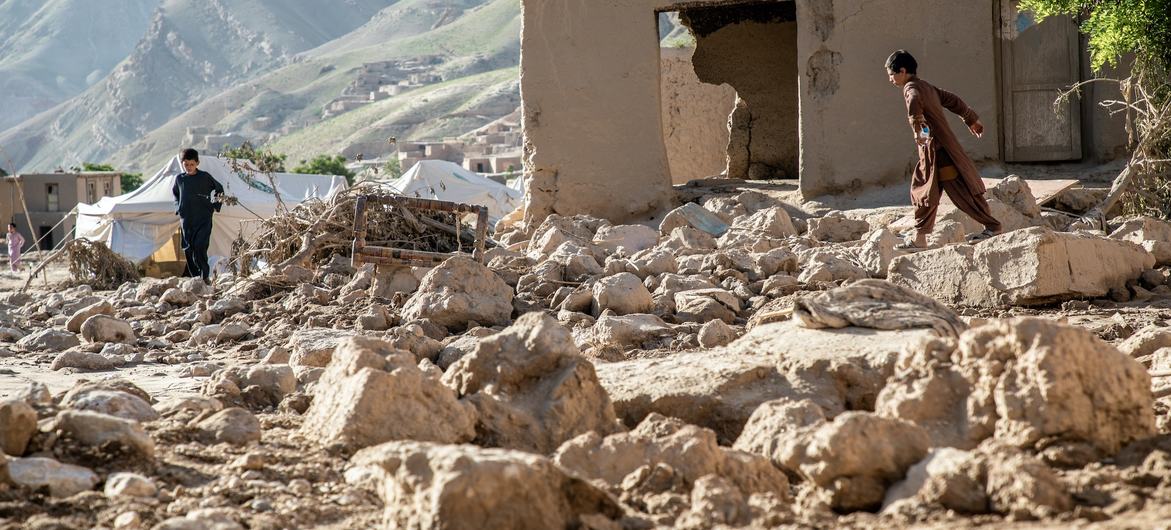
[112,0,521,172]
[0,0,160,132]
[0,0,414,173]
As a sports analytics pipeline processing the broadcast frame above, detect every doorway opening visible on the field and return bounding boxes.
[657,1,799,183]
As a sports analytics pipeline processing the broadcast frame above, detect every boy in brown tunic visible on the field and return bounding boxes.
[886,50,1001,249]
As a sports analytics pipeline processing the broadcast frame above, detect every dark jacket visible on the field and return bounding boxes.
[172,170,224,220]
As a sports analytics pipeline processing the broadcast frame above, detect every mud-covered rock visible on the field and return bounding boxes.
[401,257,514,331]
[443,313,622,453]
[0,399,36,456]
[301,337,475,449]
[55,410,155,458]
[347,441,623,530]
[890,227,1154,307]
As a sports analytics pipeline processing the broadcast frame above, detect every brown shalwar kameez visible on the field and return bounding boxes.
[902,78,1001,234]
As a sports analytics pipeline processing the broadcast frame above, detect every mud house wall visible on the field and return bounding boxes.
[795,0,1000,197]
[660,46,737,184]
[520,0,675,224]
[686,10,799,180]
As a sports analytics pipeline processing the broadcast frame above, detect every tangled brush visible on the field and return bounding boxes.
[66,239,140,290]
[232,182,474,273]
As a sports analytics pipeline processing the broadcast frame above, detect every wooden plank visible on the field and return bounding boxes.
[887,177,1079,231]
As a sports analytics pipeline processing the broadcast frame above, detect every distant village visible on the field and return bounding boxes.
[182,57,523,185]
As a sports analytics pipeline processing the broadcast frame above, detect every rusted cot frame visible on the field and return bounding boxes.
[351,195,489,268]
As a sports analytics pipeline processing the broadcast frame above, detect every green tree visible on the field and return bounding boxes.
[382,157,403,180]
[121,173,144,192]
[82,162,143,192]
[1020,0,1171,220]
[293,154,357,185]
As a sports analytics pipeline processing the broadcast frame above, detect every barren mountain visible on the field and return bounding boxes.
[0,0,401,172]
[0,0,160,132]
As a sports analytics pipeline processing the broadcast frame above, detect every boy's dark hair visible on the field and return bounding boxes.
[181,148,200,162]
[7,223,15,229]
[885,50,918,75]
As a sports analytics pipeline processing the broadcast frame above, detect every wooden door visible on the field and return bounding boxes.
[1000,0,1082,161]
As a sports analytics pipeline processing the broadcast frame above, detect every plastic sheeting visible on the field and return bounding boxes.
[388,160,522,223]
[77,155,347,263]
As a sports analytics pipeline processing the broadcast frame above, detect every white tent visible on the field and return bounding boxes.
[76,155,347,263]
[389,160,522,223]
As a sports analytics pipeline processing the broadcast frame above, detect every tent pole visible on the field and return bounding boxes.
[14,175,40,252]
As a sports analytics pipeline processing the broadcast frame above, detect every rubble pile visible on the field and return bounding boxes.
[2,179,1171,529]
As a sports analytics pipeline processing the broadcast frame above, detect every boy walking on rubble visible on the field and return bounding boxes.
[886,50,1001,249]
[172,148,224,284]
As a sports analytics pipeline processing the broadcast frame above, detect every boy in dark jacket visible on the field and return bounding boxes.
[171,148,224,283]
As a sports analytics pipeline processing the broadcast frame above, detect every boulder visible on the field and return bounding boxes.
[578,313,674,353]
[346,441,623,530]
[61,389,158,422]
[17,328,80,351]
[1110,216,1171,262]
[55,410,155,458]
[0,399,36,456]
[732,398,827,467]
[593,224,660,255]
[660,227,718,253]
[554,413,788,499]
[240,365,297,401]
[877,318,1155,455]
[370,264,423,298]
[808,212,869,242]
[595,351,792,444]
[286,329,359,378]
[797,252,868,284]
[104,472,158,498]
[697,320,737,348]
[301,337,475,449]
[728,207,798,239]
[50,351,120,371]
[779,412,931,511]
[401,257,514,331]
[197,407,261,446]
[80,315,136,344]
[7,457,98,497]
[66,301,114,333]
[982,442,1073,519]
[674,288,740,324]
[659,202,730,237]
[160,287,196,306]
[856,229,897,278]
[881,447,989,515]
[990,175,1042,219]
[889,227,1155,307]
[442,313,622,453]
[591,272,654,316]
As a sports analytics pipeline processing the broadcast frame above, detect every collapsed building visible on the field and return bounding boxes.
[519,0,1130,224]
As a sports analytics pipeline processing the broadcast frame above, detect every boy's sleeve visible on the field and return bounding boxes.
[210,175,224,212]
[903,84,926,132]
[171,177,180,215]
[939,88,979,125]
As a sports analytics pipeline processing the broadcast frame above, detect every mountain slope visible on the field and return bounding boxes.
[0,0,161,131]
[0,0,400,172]
[106,0,520,172]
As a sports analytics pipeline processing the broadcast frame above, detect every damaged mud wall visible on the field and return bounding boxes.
[520,1,675,226]
[660,46,737,184]
[684,2,799,180]
[795,0,999,197]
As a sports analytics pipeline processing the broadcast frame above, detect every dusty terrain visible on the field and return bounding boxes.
[2,176,1171,530]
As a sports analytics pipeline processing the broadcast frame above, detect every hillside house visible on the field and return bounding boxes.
[1,171,122,251]
[520,0,1130,224]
